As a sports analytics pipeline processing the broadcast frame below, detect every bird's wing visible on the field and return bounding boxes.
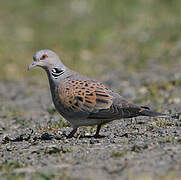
[57,78,113,115]
[57,78,142,120]
[87,92,141,120]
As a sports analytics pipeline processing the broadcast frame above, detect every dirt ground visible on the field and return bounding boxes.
[1,1,181,179]
[1,65,181,180]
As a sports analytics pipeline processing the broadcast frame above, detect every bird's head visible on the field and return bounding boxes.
[28,49,66,79]
[28,49,64,70]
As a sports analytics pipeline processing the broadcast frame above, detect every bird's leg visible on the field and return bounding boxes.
[67,127,77,138]
[94,124,102,138]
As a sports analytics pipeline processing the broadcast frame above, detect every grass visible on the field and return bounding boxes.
[0,165,76,180]
[152,119,167,127]
[47,107,57,115]
[111,149,130,158]
[157,137,174,144]
[0,0,181,82]
[0,106,26,131]
[39,119,69,132]
[31,146,73,155]
[0,160,22,172]
[128,171,181,180]
[134,78,181,104]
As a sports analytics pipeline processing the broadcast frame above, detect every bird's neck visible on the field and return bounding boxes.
[45,69,58,90]
[45,67,77,90]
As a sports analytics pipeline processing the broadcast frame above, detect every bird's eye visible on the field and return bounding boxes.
[40,54,47,60]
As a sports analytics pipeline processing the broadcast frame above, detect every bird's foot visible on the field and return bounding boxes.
[66,128,77,138]
[66,134,74,138]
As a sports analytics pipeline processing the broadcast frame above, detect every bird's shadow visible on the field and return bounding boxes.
[78,134,106,139]
[63,134,106,139]
[54,132,106,140]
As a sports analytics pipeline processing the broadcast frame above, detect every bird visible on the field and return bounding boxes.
[28,49,168,138]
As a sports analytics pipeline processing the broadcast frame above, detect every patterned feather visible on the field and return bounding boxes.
[57,78,113,114]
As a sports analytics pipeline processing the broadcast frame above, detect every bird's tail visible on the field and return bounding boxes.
[138,106,169,118]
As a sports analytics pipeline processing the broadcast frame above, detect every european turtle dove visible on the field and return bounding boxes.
[28,50,168,138]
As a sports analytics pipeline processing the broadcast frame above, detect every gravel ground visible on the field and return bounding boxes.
[1,68,181,180]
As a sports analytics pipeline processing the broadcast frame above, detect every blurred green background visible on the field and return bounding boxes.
[0,0,181,82]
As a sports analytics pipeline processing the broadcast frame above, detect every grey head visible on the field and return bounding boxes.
[28,49,66,80]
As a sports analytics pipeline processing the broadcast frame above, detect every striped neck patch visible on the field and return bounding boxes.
[51,68,64,78]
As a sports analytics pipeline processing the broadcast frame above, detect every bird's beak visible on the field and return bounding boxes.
[28,62,37,70]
